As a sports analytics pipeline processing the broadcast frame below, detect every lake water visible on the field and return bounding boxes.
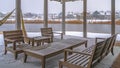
[0,24,120,33]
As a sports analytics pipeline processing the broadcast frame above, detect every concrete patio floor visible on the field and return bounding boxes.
[0,32,120,68]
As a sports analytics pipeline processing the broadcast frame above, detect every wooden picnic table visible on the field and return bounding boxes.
[23,38,87,68]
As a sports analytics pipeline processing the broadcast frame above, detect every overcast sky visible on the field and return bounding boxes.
[0,0,120,14]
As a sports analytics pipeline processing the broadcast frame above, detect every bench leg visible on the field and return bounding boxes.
[24,53,27,63]
[85,41,87,48]
[111,47,114,55]
[14,53,18,60]
[59,62,63,68]
[4,43,7,55]
[106,48,114,56]
[4,49,7,55]
[36,41,41,46]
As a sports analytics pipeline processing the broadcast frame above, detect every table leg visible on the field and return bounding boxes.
[28,39,30,44]
[42,57,46,68]
[61,33,63,40]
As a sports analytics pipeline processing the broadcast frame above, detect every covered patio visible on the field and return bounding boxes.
[0,0,120,68]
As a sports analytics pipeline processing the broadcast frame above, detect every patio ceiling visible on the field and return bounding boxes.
[50,0,82,2]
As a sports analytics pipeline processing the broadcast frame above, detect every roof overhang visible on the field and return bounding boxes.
[50,0,82,2]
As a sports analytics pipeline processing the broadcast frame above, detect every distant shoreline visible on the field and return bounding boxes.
[3,19,120,25]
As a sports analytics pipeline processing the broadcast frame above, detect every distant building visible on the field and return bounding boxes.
[24,12,37,18]
[0,12,4,17]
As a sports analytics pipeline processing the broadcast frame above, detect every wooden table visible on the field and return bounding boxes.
[23,38,87,68]
[26,36,51,46]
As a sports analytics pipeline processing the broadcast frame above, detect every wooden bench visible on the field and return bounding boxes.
[3,30,31,59]
[96,34,117,57]
[59,34,117,68]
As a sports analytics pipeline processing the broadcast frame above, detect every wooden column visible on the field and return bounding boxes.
[111,0,115,35]
[16,0,21,30]
[44,0,48,28]
[83,0,87,38]
[62,0,66,35]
